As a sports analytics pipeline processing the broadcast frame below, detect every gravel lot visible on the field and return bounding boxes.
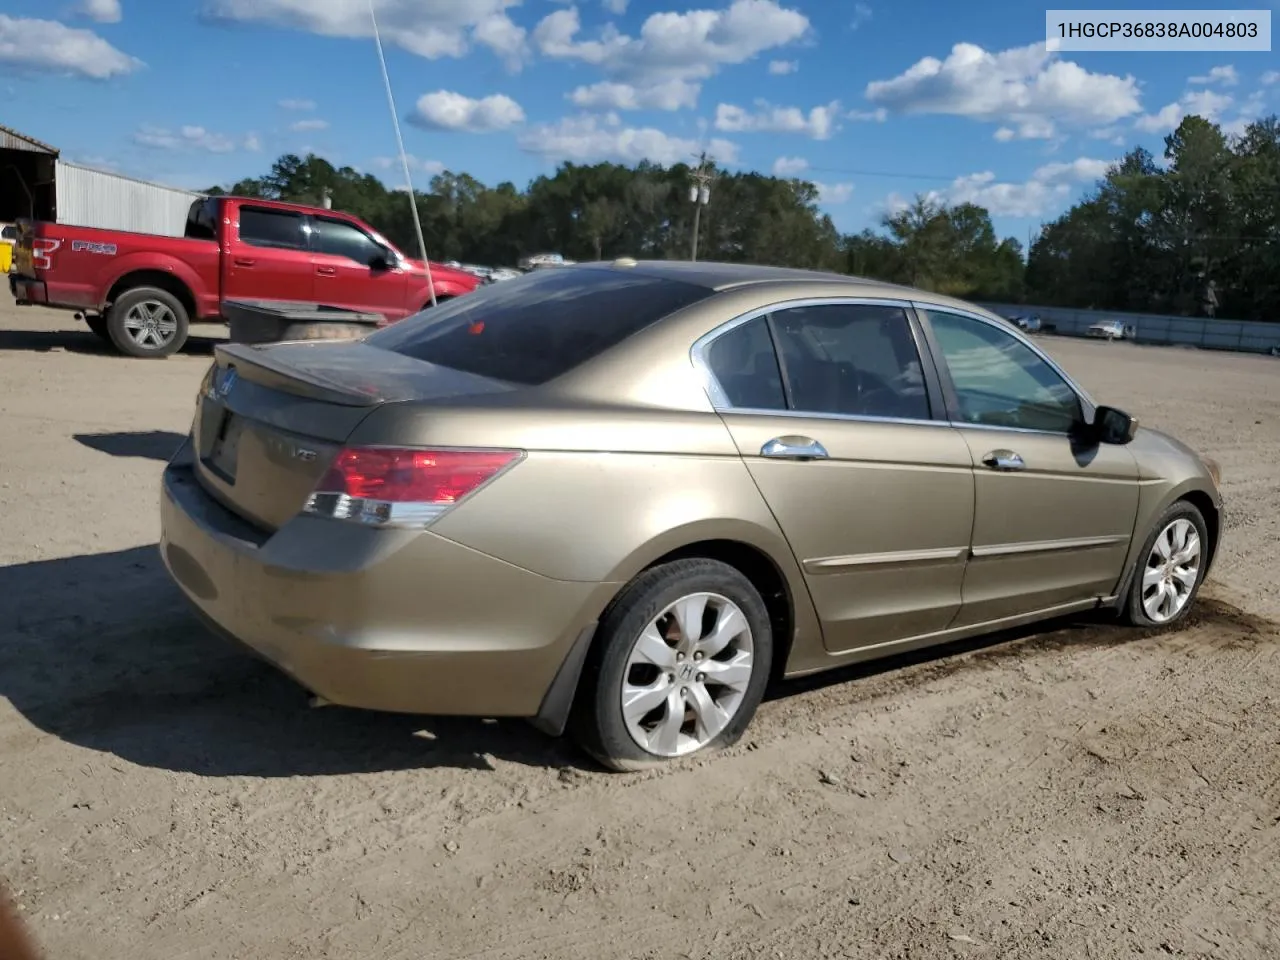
[1,301,1278,960]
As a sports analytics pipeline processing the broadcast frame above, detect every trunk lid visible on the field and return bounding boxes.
[193,339,515,530]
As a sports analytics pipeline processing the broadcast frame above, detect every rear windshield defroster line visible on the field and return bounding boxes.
[365,267,715,386]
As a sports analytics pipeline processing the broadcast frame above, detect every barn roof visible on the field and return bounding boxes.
[0,124,58,155]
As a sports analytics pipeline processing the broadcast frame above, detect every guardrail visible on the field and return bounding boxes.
[978,302,1280,356]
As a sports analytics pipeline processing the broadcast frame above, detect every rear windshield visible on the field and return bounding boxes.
[365,267,714,385]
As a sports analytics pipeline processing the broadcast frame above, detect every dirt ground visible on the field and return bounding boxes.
[1,302,1278,960]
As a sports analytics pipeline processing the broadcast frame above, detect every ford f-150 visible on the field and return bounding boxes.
[9,196,480,358]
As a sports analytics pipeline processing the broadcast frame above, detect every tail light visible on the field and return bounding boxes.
[304,446,522,527]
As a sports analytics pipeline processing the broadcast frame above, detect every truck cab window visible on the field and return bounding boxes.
[311,218,385,267]
[239,207,307,251]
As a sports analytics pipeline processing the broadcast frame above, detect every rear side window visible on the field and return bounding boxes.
[705,317,786,410]
[239,206,307,251]
[184,198,218,240]
[366,267,714,385]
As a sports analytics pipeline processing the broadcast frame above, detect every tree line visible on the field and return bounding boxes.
[209,112,1280,322]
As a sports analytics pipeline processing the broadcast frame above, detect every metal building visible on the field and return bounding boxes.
[0,123,206,235]
[54,161,204,237]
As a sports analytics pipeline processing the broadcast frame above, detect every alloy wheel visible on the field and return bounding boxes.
[620,592,755,757]
[1140,517,1201,623]
[123,300,179,349]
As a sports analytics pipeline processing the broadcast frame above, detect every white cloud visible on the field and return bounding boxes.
[772,155,808,175]
[409,90,525,132]
[290,119,329,132]
[715,99,841,139]
[816,182,853,203]
[519,113,739,165]
[603,0,629,12]
[847,107,887,122]
[201,0,524,65]
[372,154,445,176]
[1188,65,1238,86]
[1262,70,1280,85]
[533,0,809,86]
[568,78,699,111]
[473,12,528,70]
[865,42,1141,139]
[134,124,259,154]
[0,14,140,79]
[768,59,798,75]
[885,157,1112,219]
[75,0,122,24]
[278,98,316,111]
[850,2,872,30]
[1135,88,1233,133]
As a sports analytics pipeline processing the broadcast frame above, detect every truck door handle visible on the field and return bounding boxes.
[233,258,256,268]
[315,266,337,277]
[760,436,829,460]
[981,449,1025,471]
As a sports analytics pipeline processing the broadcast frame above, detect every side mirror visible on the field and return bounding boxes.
[369,250,392,271]
[1093,405,1139,445]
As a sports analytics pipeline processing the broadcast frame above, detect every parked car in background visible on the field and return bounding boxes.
[1008,314,1042,333]
[519,252,576,270]
[1087,319,1135,341]
[160,260,1222,771]
[9,196,480,358]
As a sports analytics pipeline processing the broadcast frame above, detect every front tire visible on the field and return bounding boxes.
[570,558,773,772]
[1121,500,1209,628]
[106,287,190,358]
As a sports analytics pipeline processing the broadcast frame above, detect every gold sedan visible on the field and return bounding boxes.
[159,260,1223,770]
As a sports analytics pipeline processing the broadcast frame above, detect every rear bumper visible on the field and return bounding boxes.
[159,441,615,717]
[10,276,47,306]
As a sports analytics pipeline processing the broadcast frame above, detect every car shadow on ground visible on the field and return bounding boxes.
[2,545,1263,780]
[0,328,221,356]
[73,430,187,461]
[0,545,587,777]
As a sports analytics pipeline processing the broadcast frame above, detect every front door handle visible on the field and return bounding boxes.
[233,258,256,268]
[760,436,829,460]
[315,266,337,277]
[981,449,1025,471]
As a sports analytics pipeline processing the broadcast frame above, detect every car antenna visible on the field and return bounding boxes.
[366,0,437,308]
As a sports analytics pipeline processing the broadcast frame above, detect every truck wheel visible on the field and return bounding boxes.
[106,287,190,359]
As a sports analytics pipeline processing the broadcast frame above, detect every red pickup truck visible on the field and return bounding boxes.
[9,195,481,358]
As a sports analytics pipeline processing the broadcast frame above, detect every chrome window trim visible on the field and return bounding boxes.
[911,302,1097,437]
[689,296,940,427]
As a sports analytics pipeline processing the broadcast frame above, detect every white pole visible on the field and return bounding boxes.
[367,0,436,307]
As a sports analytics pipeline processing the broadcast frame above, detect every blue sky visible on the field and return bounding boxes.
[3,0,1278,242]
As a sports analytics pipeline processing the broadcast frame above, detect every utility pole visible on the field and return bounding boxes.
[688,152,714,262]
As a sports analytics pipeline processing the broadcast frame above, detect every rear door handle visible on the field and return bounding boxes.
[981,449,1025,471]
[232,258,256,268]
[760,436,829,460]
[315,266,337,277]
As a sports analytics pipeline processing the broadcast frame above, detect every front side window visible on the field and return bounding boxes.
[705,316,787,410]
[924,309,1081,433]
[767,303,931,420]
[311,218,385,266]
[239,207,306,251]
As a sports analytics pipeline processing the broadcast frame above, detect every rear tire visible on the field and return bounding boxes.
[570,558,773,772]
[106,286,190,359]
[1121,500,1209,628]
